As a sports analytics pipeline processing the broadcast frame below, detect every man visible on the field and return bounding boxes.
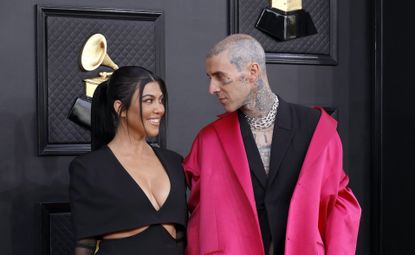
[184,34,361,255]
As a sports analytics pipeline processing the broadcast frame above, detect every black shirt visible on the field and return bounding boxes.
[69,145,187,240]
[239,98,320,255]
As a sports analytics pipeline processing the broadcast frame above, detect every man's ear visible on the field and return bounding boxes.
[113,100,126,117]
[248,63,260,83]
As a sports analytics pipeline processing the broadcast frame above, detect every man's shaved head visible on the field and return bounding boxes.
[206,34,266,75]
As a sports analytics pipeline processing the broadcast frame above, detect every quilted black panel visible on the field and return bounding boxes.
[236,0,331,54]
[49,212,75,255]
[41,203,74,255]
[45,12,160,144]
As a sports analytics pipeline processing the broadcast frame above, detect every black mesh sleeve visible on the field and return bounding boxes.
[74,239,97,255]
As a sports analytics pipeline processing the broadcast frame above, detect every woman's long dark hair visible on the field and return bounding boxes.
[91,66,167,151]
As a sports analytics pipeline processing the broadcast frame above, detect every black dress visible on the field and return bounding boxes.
[69,145,187,255]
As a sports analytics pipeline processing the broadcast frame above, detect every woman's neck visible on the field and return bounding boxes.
[108,126,148,156]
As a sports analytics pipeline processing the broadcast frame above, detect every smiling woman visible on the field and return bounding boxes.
[118,81,165,138]
[69,66,187,255]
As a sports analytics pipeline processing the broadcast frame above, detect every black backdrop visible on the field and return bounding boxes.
[0,0,377,254]
[375,0,415,254]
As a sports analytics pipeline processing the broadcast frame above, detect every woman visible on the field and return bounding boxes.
[69,66,187,255]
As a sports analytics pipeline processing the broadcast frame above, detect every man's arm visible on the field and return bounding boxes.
[324,172,361,255]
[322,134,362,255]
[183,135,202,255]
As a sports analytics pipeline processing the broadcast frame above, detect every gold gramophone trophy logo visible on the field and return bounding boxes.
[81,33,119,97]
[256,0,317,41]
[67,33,119,129]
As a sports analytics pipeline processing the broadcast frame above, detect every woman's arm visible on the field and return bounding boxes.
[74,238,97,255]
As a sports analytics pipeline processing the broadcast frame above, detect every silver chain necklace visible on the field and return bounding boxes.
[244,95,279,129]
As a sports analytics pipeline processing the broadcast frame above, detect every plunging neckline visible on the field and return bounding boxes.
[105,145,172,213]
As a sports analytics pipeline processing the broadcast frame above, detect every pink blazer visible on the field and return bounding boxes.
[184,109,361,255]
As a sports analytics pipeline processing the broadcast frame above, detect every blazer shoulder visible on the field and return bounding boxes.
[69,147,111,181]
[71,146,109,168]
[282,102,320,132]
[152,146,184,163]
[153,147,185,181]
[195,119,222,139]
[291,103,321,122]
[200,111,237,134]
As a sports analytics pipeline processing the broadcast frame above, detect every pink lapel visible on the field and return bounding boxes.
[299,108,337,174]
[212,112,259,220]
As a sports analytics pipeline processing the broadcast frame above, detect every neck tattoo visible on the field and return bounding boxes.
[244,94,279,129]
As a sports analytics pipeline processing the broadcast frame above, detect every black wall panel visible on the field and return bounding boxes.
[378,1,415,254]
[0,0,372,254]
